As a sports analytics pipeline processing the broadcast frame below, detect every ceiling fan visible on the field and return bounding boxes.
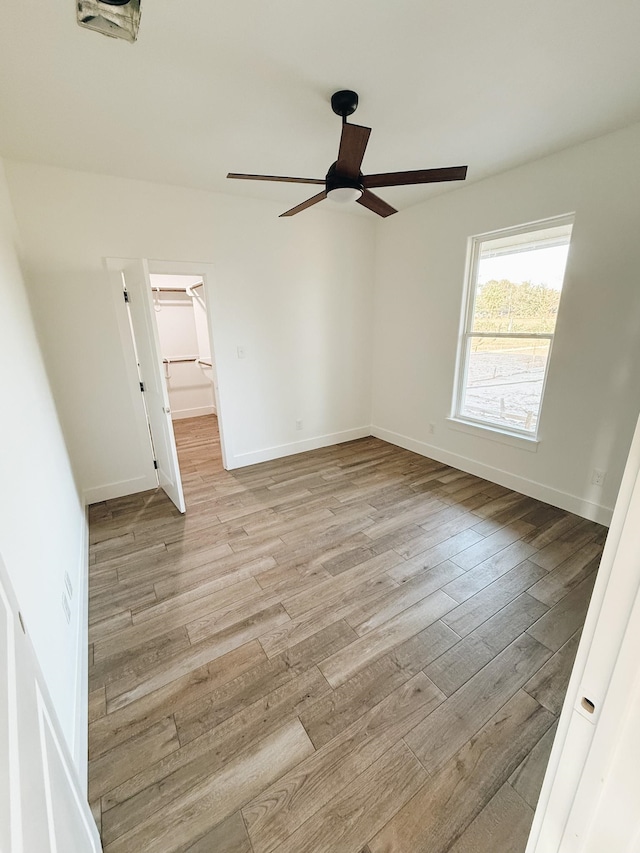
[227,90,468,218]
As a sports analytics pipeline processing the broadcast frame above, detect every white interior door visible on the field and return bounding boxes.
[122,259,186,513]
[1,552,102,853]
[527,414,640,851]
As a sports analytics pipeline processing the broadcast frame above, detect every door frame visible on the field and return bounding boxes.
[147,259,230,470]
[106,257,231,477]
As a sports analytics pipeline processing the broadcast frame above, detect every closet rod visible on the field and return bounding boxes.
[191,281,204,289]
[152,287,190,293]
[162,356,199,363]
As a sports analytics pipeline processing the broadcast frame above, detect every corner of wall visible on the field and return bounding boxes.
[371,424,613,526]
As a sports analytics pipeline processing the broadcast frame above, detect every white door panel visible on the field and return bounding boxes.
[0,553,101,853]
[528,415,640,851]
[122,259,185,513]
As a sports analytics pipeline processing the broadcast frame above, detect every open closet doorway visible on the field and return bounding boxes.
[149,275,216,421]
[149,272,226,493]
[107,257,230,514]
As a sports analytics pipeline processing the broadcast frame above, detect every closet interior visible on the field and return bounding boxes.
[148,274,216,420]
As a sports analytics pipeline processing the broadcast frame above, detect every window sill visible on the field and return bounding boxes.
[446,417,540,452]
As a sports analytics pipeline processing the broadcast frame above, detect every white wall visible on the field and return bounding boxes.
[371,122,640,524]
[6,123,638,526]
[4,163,376,499]
[0,158,86,764]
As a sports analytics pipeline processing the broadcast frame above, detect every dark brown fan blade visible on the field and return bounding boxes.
[356,190,397,218]
[280,191,327,217]
[227,173,325,185]
[363,166,468,189]
[337,123,371,178]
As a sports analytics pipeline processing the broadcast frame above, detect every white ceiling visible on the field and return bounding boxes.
[1,0,639,215]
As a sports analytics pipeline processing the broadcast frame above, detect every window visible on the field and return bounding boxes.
[453,215,573,440]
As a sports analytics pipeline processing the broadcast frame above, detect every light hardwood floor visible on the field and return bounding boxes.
[88,415,606,853]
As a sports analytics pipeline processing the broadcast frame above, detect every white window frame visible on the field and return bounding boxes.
[451,214,574,446]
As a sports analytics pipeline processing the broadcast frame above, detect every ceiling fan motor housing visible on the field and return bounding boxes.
[325,162,364,195]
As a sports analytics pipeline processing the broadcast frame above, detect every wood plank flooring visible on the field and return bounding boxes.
[88,415,607,853]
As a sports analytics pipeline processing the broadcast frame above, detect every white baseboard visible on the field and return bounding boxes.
[228,427,371,469]
[371,425,613,527]
[72,505,89,789]
[82,423,612,524]
[82,474,158,505]
[171,405,216,420]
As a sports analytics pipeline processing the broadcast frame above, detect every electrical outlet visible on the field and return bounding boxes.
[428,423,435,435]
[296,419,303,431]
[591,468,606,487]
[237,346,246,359]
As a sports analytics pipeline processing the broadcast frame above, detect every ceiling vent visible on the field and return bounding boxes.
[76,0,141,43]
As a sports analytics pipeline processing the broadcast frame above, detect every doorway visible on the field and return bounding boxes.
[107,258,230,513]
[149,273,225,499]
[148,274,216,422]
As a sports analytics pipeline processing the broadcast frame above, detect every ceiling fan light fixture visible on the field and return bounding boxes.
[327,186,363,204]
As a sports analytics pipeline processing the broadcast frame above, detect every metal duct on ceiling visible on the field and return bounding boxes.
[76,0,141,43]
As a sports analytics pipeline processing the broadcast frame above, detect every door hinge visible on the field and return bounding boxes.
[123,289,130,303]
[140,381,145,392]
[153,459,158,470]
